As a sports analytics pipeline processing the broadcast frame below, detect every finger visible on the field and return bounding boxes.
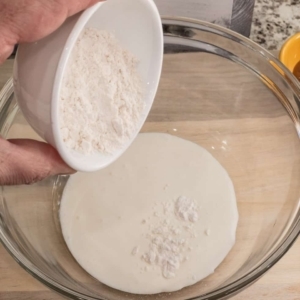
[66,0,101,17]
[0,41,14,65]
[0,138,74,186]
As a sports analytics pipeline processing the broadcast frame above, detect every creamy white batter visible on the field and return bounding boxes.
[60,133,238,294]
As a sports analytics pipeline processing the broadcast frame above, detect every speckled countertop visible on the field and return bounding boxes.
[250,0,300,50]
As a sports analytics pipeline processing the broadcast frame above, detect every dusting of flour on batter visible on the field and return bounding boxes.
[175,196,198,223]
[141,196,199,279]
[59,28,144,154]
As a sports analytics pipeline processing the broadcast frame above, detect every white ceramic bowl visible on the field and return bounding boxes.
[13,0,163,172]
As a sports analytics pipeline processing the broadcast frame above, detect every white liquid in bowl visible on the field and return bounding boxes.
[60,133,238,294]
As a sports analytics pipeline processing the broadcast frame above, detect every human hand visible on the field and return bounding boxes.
[0,0,99,185]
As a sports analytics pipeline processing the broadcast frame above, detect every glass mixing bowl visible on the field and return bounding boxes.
[1,18,300,300]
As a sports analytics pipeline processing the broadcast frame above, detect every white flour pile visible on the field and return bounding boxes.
[59,28,144,154]
[140,196,199,279]
[175,196,199,223]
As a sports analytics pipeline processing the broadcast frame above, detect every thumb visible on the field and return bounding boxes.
[0,138,74,185]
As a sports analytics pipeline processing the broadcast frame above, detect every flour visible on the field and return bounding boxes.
[142,195,199,279]
[175,196,198,223]
[132,246,140,256]
[59,28,144,154]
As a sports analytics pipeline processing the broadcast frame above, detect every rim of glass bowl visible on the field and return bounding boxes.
[1,17,300,300]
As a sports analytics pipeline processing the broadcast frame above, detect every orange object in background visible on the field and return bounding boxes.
[279,32,300,80]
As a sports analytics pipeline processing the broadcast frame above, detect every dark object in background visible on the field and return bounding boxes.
[231,0,255,37]
[155,0,254,38]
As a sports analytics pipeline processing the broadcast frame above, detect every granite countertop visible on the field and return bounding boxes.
[250,0,300,50]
